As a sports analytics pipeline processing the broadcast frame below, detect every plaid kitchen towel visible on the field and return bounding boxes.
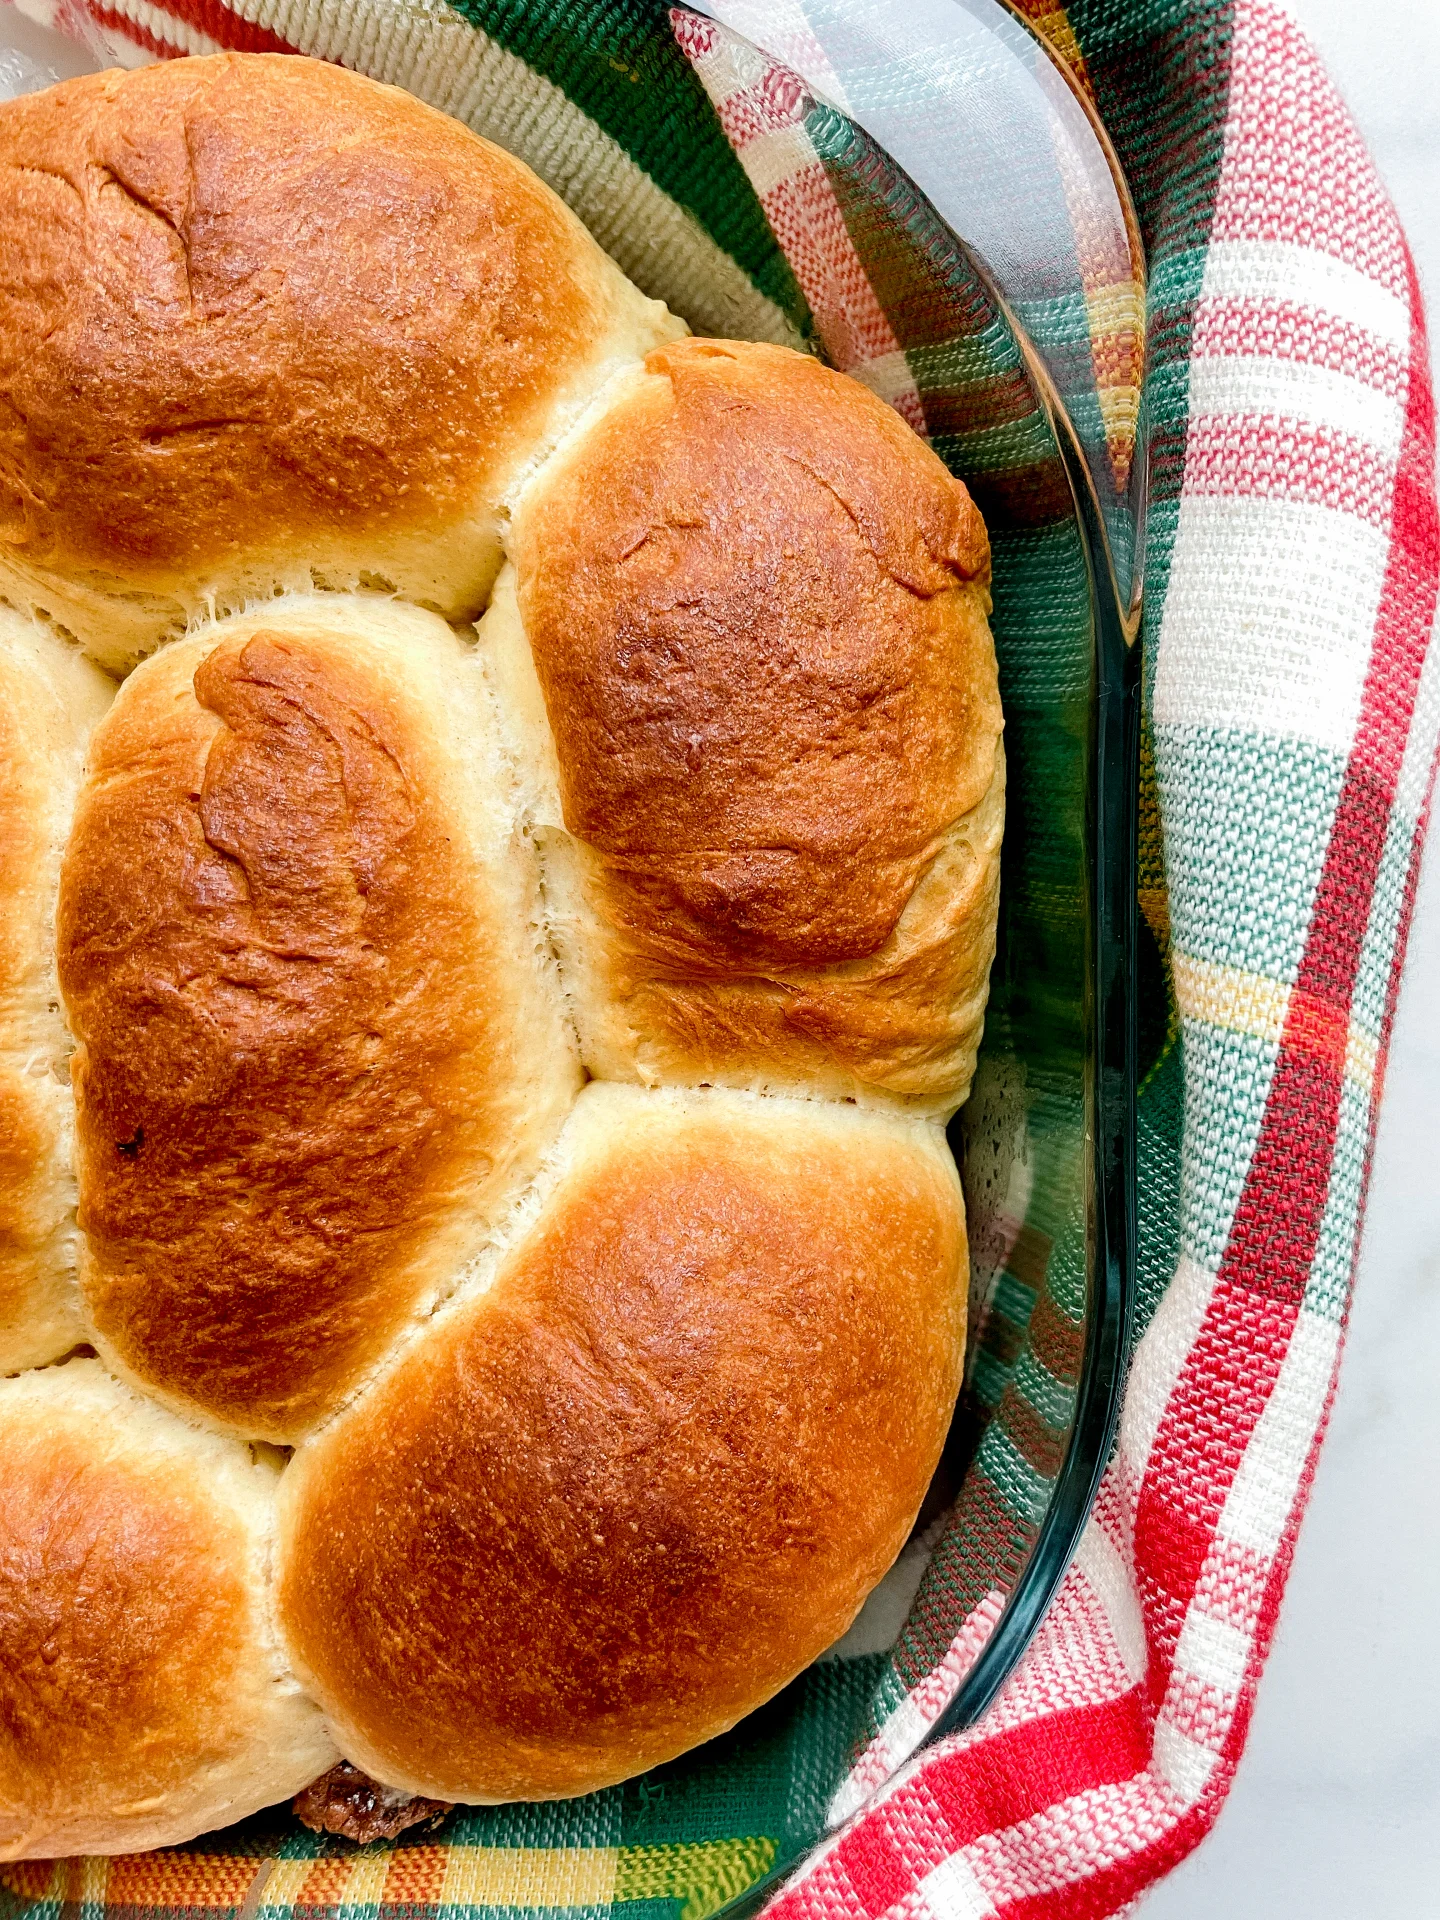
[3,0,1438,1914]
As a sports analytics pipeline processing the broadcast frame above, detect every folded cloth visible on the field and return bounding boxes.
[1,1,1436,1915]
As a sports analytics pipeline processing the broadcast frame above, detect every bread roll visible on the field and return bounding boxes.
[0,53,1005,1847]
[0,1359,337,1859]
[56,593,578,1442]
[277,1084,966,1802]
[498,339,1004,1111]
[0,55,682,672]
[0,609,113,1373]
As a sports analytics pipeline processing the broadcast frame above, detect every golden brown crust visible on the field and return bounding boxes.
[507,340,1003,1110]
[0,56,679,669]
[513,339,999,970]
[277,1088,966,1802]
[57,597,577,1442]
[0,1360,336,1859]
[0,610,113,1371]
[538,745,1005,1111]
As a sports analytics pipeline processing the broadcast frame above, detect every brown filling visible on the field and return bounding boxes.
[292,1761,453,1844]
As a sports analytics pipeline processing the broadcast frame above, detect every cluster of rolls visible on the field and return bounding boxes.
[0,53,1004,1856]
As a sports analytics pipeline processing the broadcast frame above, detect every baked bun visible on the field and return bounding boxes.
[0,53,1004,1847]
[58,594,578,1442]
[278,1086,965,1801]
[501,338,1003,1109]
[0,1360,337,1859]
[0,56,682,673]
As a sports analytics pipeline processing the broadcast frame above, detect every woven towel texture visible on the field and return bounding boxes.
[1,0,1436,1914]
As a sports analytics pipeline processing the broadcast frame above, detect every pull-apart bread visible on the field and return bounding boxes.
[0,54,1003,1855]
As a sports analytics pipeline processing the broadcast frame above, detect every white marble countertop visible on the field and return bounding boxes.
[1144,4,1440,1910]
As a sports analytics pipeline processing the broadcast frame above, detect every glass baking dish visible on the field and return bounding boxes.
[0,0,1140,1910]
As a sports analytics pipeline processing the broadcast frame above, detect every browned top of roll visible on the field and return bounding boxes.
[0,54,653,596]
[0,1360,335,1860]
[278,1089,965,1802]
[57,598,573,1442]
[0,1415,248,1845]
[513,337,1000,970]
